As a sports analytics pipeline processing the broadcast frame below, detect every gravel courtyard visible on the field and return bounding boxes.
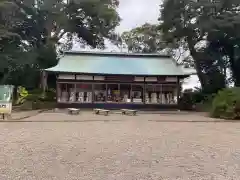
[1,112,240,179]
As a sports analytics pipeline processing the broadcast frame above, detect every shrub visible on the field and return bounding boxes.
[195,94,216,112]
[15,87,56,110]
[41,89,56,102]
[27,88,56,102]
[179,92,195,110]
[179,89,205,110]
[15,86,29,105]
[25,94,40,102]
[211,87,240,120]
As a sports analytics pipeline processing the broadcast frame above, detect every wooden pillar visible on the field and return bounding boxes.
[177,78,180,107]
[160,84,163,104]
[74,83,76,102]
[143,83,146,104]
[130,84,132,102]
[106,84,108,102]
[92,84,94,103]
[56,81,60,103]
[118,84,120,102]
[143,77,146,104]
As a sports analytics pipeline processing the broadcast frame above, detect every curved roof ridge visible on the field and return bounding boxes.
[64,51,171,58]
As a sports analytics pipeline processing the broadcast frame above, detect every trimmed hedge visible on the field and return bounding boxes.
[211,88,240,120]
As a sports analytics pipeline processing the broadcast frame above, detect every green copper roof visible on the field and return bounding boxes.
[45,51,193,76]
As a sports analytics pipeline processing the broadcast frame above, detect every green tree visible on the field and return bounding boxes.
[160,0,227,93]
[65,0,120,48]
[201,0,240,86]
[121,23,165,53]
[15,0,120,49]
[121,23,195,69]
[0,0,121,87]
[0,0,32,84]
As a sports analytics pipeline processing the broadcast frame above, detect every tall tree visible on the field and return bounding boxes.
[121,23,165,53]
[0,0,32,84]
[160,0,227,93]
[121,23,194,68]
[65,0,120,48]
[15,0,120,49]
[200,0,240,86]
[0,0,121,86]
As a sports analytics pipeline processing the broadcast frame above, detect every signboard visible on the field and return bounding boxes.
[76,75,93,80]
[166,77,178,82]
[145,77,157,82]
[58,74,75,79]
[134,77,144,82]
[0,85,14,114]
[94,76,105,81]
[0,103,12,114]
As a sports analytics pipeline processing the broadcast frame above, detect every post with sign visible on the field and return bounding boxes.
[0,85,14,120]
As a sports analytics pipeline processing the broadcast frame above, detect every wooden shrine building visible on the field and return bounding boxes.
[45,51,194,109]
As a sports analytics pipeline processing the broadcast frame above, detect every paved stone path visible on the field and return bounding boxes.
[0,112,240,179]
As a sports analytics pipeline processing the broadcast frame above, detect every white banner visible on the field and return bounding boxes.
[145,77,157,82]
[166,77,178,82]
[58,74,75,79]
[94,76,105,80]
[134,77,144,82]
[76,75,93,80]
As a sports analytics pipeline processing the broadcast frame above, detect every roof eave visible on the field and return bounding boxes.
[44,69,191,77]
[64,51,172,58]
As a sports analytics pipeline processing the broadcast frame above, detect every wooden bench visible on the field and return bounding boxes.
[0,113,11,120]
[0,113,6,120]
[94,109,110,116]
[121,109,137,116]
[68,108,80,115]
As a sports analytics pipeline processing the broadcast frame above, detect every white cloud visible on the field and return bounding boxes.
[116,0,160,33]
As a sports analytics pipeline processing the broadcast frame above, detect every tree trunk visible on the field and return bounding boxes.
[230,58,240,87]
[0,71,11,85]
[187,37,206,88]
[227,46,240,87]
